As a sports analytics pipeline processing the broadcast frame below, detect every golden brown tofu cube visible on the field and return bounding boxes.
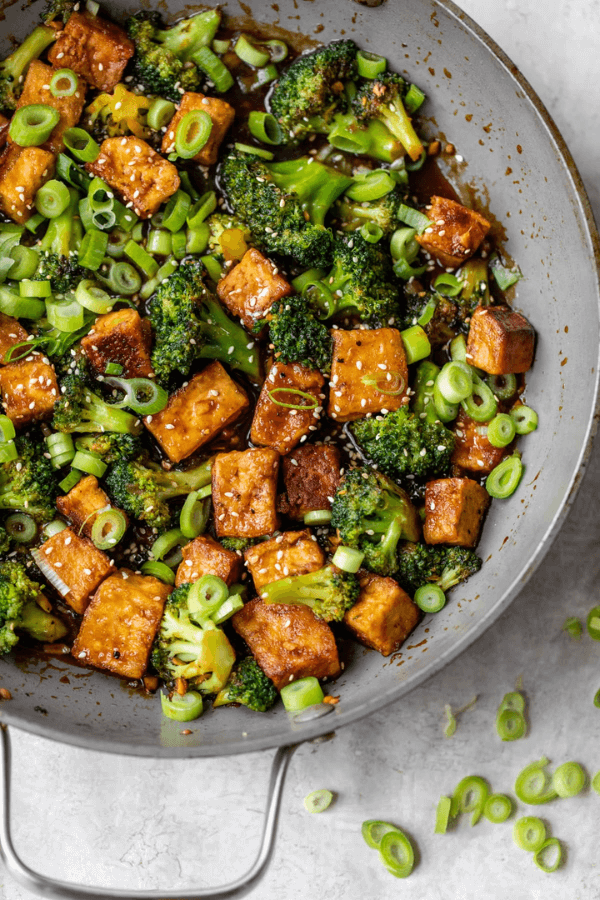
[0,314,28,366]
[344,572,420,656]
[86,136,180,219]
[232,598,340,690]
[328,328,409,422]
[0,144,55,224]
[145,361,249,464]
[56,475,128,538]
[37,527,116,615]
[416,196,491,268]
[12,60,86,154]
[175,535,243,587]
[451,409,507,475]
[281,444,342,520]
[162,92,235,167]
[72,571,170,679]
[244,530,325,592]
[0,355,58,427]
[48,12,134,92]
[81,308,153,378]
[250,362,325,455]
[466,305,535,375]
[213,448,280,538]
[424,477,490,548]
[216,249,292,331]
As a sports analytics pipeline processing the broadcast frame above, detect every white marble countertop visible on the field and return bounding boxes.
[2,0,600,898]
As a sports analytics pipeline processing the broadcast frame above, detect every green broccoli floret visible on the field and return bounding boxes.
[105,456,212,530]
[0,526,9,555]
[220,151,352,268]
[147,260,260,384]
[396,542,482,595]
[351,407,455,481]
[269,40,357,141]
[0,560,67,655]
[352,73,424,162]
[399,290,459,348]
[213,656,278,711]
[260,564,359,622]
[206,213,253,262]
[454,257,490,330]
[126,9,220,102]
[0,437,56,524]
[331,467,421,576]
[33,188,84,294]
[151,582,235,692]
[219,537,257,553]
[52,372,142,435]
[335,185,407,235]
[310,232,401,325]
[263,295,331,372]
[41,0,75,24]
[74,433,143,464]
[0,26,56,111]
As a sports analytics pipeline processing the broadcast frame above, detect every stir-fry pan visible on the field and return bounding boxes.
[0,0,598,897]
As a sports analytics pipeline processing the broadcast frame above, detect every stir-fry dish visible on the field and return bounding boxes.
[0,2,539,722]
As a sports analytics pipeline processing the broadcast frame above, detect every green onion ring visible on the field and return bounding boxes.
[0,287,45,319]
[91,508,127,550]
[9,104,60,146]
[433,381,459,423]
[7,246,39,281]
[0,441,18,464]
[147,98,176,131]
[414,584,446,613]
[587,606,600,640]
[404,83,426,114]
[487,413,516,448]
[280,676,324,712]
[511,404,538,434]
[331,546,364,574]
[400,324,431,365]
[514,757,557,805]
[162,191,192,233]
[233,141,274,160]
[268,388,318,410]
[397,203,433,234]
[303,789,333,813]
[71,450,107,478]
[513,816,546,852]
[265,39,288,62]
[188,574,229,622]
[378,829,415,879]
[58,469,82,493]
[124,240,159,278]
[461,373,498,422]
[171,230,187,260]
[104,260,142,295]
[356,49,387,79]
[104,376,168,416]
[191,46,234,92]
[187,191,217,228]
[140,561,176,585]
[248,110,284,145]
[486,373,517,400]
[390,226,420,264]
[146,228,172,256]
[359,222,384,244]
[78,230,109,271]
[303,510,332,525]
[496,708,526,741]
[592,771,600,795]
[151,528,185,562]
[552,761,586,798]
[562,616,582,639]
[434,272,463,297]
[43,520,68,539]
[499,691,526,713]
[434,797,452,833]
[5,512,37,543]
[361,370,406,397]
[0,415,16,442]
[255,64,278,86]
[234,33,270,67]
[35,180,70,218]
[533,838,563,873]
[160,690,203,722]
[49,68,78,98]
[451,775,489,826]
[46,296,86,332]
[345,169,396,202]
[212,594,244,625]
[486,453,523,500]
[361,820,400,849]
[436,361,473,404]
[180,491,210,539]
[75,279,114,314]
[88,177,114,213]
[62,126,100,163]
[483,794,512,824]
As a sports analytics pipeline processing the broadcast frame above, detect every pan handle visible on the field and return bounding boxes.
[0,724,299,900]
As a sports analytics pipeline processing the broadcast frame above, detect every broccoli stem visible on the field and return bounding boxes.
[156,9,221,61]
[268,159,353,227]
[0,26,56,108]
[158,459,212,500]
[82,394,142,434]
[18,601,68,643]
[377,102,423,162]
[197,296,260,379]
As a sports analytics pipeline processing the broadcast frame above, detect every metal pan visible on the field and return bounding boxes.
[0,0,599,896]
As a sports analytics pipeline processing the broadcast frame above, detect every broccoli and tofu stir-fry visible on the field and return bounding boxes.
[0,5,538,720]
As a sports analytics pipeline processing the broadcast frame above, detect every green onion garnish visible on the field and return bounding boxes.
[124,240,159,278]
[361,370,406,397]
[234,33,270,67]
[345,169,396,202]
[487,413,516,448]
[187,191,217,228]
[162,190,192,233]
[91,508,127,550]
[151,528,185,563]
[303,510,332,526]
[192,46,234,92]
[5,512,37,544]
[212,594,244,625]
[486,373,517,400]
[146,228,173,256]
[280,676,324,712]
[400,324,431,365]
[331,546,364,574]
[496,708,526,741]
[180,490,210,539]
[533,838,563,873]
[45,432,75,469]
[43,520,68,539]
[7,246,39,281]
[434,796,452,833]
[75,280,114,315]
[248,110,284,145]
[49,68,78,98]
[0,441,18,464]
[404,83,426,114]
[303,789,333,814]
[483,794,513,824]
[35,180,70,218]
[359,222,384,244]
[9,104,60,146]
[378,829,415,879]
[104,376,168,416]
[397,203,433,234]
[551,761,586,798]
[361,820,399,849]
[147,98,176,131]
[514,757,557,805]
[140,561,176,585]
[78,230,109,271]
[268,388,318,411]
[71,450,107,478]
[436,361,473,404]
[450,775,489,826]
[592,772,600,795]
[19,278,51,298]
[0,415,16,443]
[511,405,538,434]
[486,453,524,499]
[46,296,86,333]
[63,126,100,163]
[160,690,203,722]
[490,254,522,290]
[174,110,213,159]
[461,373,497,422]
[58,469,82,493]
[513,816,546,852]
[434,272,463,297]
[562,616,582,639]
[356,49,387,79]
[414,584,445,613]
[587,607,600,640]
[233,142,275,161]
[189,574,229,621]
[0,286,45,320]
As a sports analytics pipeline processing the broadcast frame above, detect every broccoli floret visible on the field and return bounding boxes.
[262,295,331,373]
[220,151,352,268]
[335,185,407,235]
[213,656,278,711]
[126,9,220,102]
[351,407,455,481]
[41,0,75,24]
[331,467,421,576]
[399,290,459,347]
[0,526,9,555]
[151,583,235,692]
[0,437,56,524]
[0,26,56,111]
[33,188,85,294]
[219,537,256,553]
[260,564,359,622]
[455,257,490,330]
[310,232,401,325]
[270,40,357,141]
[52,372,142,435]
[0,560,67,654]
[206,213,253,262]
[147,260,260,384]
[396,542,482,595]
[74,433,143,464]
[105,456,212,531]
[352,73,424,162]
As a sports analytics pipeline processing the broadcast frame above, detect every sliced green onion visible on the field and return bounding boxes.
[255,64,278,87]
[180,491,210,539]
[43,520,68,539]
[303,510,332,525]
[234,33,270,67]
[552,761,585,798]
[404,83,426,114]
[268,388,318,410]
[124,240,159,277]
[161,690,203,722]
[490,255,522,290]
[496,708,526,741]
[0,416,16,442]
[25,213,45,234]
[436,361,473,404]
[212,38,230,55]
[345,169,396,202]
[483,794,513,824]
[56,153,91,192]
[46,432,75,469]
[514,757,557,805]
[587,606,600,641]
[46,296,86,332]
[19,279,51,298]
[78,230,109,271]
[184,226,209,257]
[104,260,142,295]
[162,191,192,233]
[511,405,538,434]
[332,546,364,574]
[280,676,324,712]
[379,829,415,879]
[88,177,114,213]
[533,838,563,873]
[248,110,284,145]
[178,171,200,201]
[139,258,179,300]
[434,797,452,833]
[72,450,107,478]
[146,228,172,256]
[91,508,127,550]
[303,789,333,813]
[443,704,457,738]
[192,46,234,92]
[5,512,37,543]
[7,246,39,280]
[0,441,18,464]
[406,148,427,172]
[486,373,517,400]
[63,126,100,163]
[92,209,116,231]
[414,584,446,613]
[49,68,78,98]
[35,180,70,218]
[115,202,138,234]
[400,324,431,365]
[171,230,187,260]
[356,49,387,78]
[487,413,516,448]
[451,775,489,826]
[390,227,420,264]
[461,373,497,422]
[264,39,288,62]
[9,104,60,146]
[359,222,384,244]
[513,816,546,852]
[75,280,114,315]
[233,142,274,161]
[59,469,82,492]
[187,191,217,228]
[362,820,399,849]
[212,594,244,625]
[433,381,459,423]
[0,287,45,319]
[592,771,600,795]
[147,98,176,131]
[450,333,468,363]
[78,197,95,232]
[594,688,600,708]
[141,561,176,585]
[398,203,432,234]
[562,616,582,639]
[486,453,523,499]
[189,574,229,621]
[151,528,185,562]
[104,376,168,415]
[499,691,526,713]
[434,272,463,297]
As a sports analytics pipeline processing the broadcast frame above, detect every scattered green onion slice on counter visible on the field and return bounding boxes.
[436,361,473,404]
[498,691,526,713]
[443,704,457,738]
[533,838,563,874]
[511,405,538,434]
[451,775,489,826]
[212,595,244,625]
[592,772,600,795]
[234,33,270,67]
[147,98,176,131]
[552,762,586,798]
[587,606,600,641]
[9,104,60,146]
[192,46,234,92]
[0,416,16,443]
[434,796,452,833]
[414,584,446,613]
[62,126,100,162]
[141,561,176,585]
[303,789,334,814]
[91,508,127,550]
[71,450,107,478]
[356,49,387,78]
[160,690,203,722]
[486,373,517,400]
[304,510,332,526]
[248,110,284,145]
[562,616,582,639]
[280,676,324,712]
[514,757,557,805]
[483,794,513,824]
[487,413,516,448]
[593,688,600,708]
[496,708,526,741]
[362,820,399,849]
[513,816,546,852]
[180,491,210,539]
[332,546,364,574]
[5,512,37,544]
[35,180,70,218]
[486,453,523,499]
[379,829,415,879]
[0,441,18,464]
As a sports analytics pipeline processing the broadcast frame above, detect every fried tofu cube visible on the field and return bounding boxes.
[328,328,409,422]
[37,527,116,615]
[451,409,507,475]
[344,572,420,656]
[216,249,292,331]
[81,308,153,378]
[213,448,280,538]
[424,477,490,548]
[72,570,171,679]
[12,60,86,154]
[0,355,58,427]
[232,598,340,690]
[0,144,55,224]
[162,92,235,167]
[86,136,180,219]
[175,535,243,587]
[56,475,128,538]
[48,12,134,92]
[144,361,249,464]
[0,314,28,366]
[466,305,535,375]
[250,362,325,455]
[416,195,491,268]
[244,530,325,592]
[281,444,342,520]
